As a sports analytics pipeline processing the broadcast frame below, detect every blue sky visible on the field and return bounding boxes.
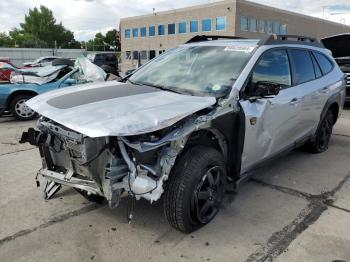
[0,0,349,41]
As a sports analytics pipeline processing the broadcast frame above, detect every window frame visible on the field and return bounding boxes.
[202,18,212,32]
[267,21,273,34]
[168,23,176,35]
[216,16,226,31]
[140,27,147,37]
[178,21,187,34]
[250,17,257,32]
[287,47,321,86]
[149,25,156,37]
[241,47,294,98]
[125,29,131,39]
[132,28,139,38]
[273,21,280,34]
[241,16,248,31]
[258,19,265,33]
[310,51,323,79]
[312,51,335,76]
[158,24,165,36]
[190,20,199,33]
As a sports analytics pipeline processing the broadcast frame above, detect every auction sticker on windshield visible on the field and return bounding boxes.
[224,46,255,53]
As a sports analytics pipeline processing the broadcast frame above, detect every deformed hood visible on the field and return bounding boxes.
[26,81,216,137]
[322,34,350,58]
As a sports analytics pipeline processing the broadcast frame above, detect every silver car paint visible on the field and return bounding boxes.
[238,45,346,173]
[26,81,216,137]
[23,40,346,206]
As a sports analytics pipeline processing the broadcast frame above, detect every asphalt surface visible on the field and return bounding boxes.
[0,107,349,262]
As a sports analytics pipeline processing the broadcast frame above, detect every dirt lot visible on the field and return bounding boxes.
[0,107,349,262]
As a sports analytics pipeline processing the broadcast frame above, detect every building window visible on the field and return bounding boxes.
[125,51,131,60]
[216,16,226,31]
[140,50,147,60]
[267,21,273,34]
[258,19,265,33]
[149,50,156,60]
[149,26,155,36]
[273,22,280,34]
[202,19,212,32]
[133,51,139,60]
[250,17,257,32]
[158,25,165,35]
[190,20,199,33]
[280,24,287,35]
[168,23,176,35]
[125,29,131,39]
[132,28,139,38]
[179,21,186,34]
[140,27,147,37]
[241,16,248,31]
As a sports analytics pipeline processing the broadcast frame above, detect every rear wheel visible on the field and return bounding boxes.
[305,111,334,153]
[10,94,37,121]
[164,146,226,233]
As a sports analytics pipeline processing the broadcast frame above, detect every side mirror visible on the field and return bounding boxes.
[62,78,77,86]
[254,81,281,98]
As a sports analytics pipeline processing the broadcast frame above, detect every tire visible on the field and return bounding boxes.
[164,146,226,233]
[52,58,74,67]
[304,111,334,153]
[10,94,37,121]
[100,65,119,76]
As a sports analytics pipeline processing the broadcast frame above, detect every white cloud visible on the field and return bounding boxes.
[0,0,349,41]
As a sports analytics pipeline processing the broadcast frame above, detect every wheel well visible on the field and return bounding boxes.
[328,103,339,124]
[6,91,38,108]
[183,130,226,159]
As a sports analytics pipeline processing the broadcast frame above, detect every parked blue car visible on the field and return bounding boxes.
[0,57,107,120]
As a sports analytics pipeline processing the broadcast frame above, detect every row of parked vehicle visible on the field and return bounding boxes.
[0,53,119,120]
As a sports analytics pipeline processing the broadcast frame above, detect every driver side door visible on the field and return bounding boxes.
[240,48,302,173]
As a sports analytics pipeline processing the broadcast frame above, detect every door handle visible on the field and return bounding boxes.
[320,87,329,94]
[289,98,300,105]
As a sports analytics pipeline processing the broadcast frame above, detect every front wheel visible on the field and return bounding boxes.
[305,111,334,153]
[10,94,37,121]
[164,146,226,233]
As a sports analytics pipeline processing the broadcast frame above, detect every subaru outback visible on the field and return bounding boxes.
[21,35,346,233]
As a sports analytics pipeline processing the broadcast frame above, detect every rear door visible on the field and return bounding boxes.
[240,48,302,172]
[287,48,322,137]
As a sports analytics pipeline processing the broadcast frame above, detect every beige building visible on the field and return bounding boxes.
[120,0,350,71]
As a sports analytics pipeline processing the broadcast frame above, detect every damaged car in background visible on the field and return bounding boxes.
[21,35,346,232]
[0,57,113,120]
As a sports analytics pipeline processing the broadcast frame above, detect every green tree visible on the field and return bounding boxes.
[9,5,79,48]
[0,32,13,47]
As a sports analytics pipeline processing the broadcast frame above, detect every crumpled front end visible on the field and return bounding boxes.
[20,117,191,209]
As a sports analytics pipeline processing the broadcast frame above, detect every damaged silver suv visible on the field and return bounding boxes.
[21,35,346,233]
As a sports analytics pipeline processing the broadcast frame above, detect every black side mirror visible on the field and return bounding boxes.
[254,81,281,98]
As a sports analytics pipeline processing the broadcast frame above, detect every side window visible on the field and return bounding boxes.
[313,52,333,75]
[310,53,322,78]
[251,49,291,91]
[289,49,315,84]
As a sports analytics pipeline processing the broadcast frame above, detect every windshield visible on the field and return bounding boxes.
[129,45,254,97]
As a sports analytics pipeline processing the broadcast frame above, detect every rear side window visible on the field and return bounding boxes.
[310,53,322,78]
[251,49,291,89]
[313,52,333,75]
[290,49,315,84]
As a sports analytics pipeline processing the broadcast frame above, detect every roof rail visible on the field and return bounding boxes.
[258,34,324,48]
[186,35,246,44]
